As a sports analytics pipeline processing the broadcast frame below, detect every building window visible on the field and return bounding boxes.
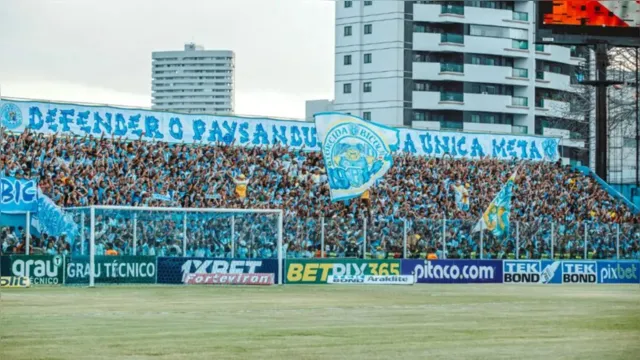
[470,114,480,123]
[344,1,352,8]
[364,24,372,34]
[344,55,352,65]
[363,82,372,92]
[343,83,352,94]
[364,1,372,5]
[344,26,352,37]
[363,111,371,120]
[364,53,372,64]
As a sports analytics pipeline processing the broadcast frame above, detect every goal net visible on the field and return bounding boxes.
[64,206,284,287]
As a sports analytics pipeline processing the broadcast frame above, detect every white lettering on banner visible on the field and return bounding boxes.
[65,261,155,278]
[0,100,560,162]
[181,260,263,282]
[414,262,495,280]
[183,273,274,285]
[327,275,415,285]
[331,263,369,276]
[12,257,61,278]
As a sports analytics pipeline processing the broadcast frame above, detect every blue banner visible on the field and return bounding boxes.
[503,260,562,284]
[401,259,503,283]
[597,261,639,284]
[503,260,600,284]
[314,113,399,201]
[157,257,280,284]
[0,177,38,213]
[1,99,560,162]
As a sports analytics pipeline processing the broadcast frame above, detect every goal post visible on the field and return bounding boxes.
[65,205,284,287]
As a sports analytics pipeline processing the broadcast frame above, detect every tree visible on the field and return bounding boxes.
[540,46,639,175]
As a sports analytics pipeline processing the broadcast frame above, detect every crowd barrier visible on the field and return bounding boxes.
[1,256,638,285]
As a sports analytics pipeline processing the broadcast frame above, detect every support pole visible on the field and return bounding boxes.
[636,47,639,190]
[277,210,283,286]
[515,221,520,259]
[81,213,86,255]
[25,211,31,255]
[616,223,620,260]
[441,216,446,259]
[595,43,609,179]
[402,219,408,259]
[551,222,555,259]
[584,222,588,259]
[231,216,235,258]
[362,216,367,259]
[133,214,137,256]
[480,230,484,260]
[320,217,325,258]
[89,206,95,288]
[182,212,187,257]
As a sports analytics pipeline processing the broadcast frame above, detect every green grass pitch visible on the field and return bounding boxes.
[1,285,639,360]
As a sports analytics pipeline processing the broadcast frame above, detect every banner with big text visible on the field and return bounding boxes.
[402,259,503,284]
[285,259,401,284]
[0,176,38,212]
[0,99,560,162]
[156,257,280,284]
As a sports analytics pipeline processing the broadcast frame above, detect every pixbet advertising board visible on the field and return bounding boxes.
[157,258,279,284]
[597,261,639,284]
[401,260,503,284]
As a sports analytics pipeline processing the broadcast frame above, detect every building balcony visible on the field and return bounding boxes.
[414,3,528,29]
[511,96,529,107]
[536,71,577,92]
[511,68,528,79]
[440,62,464,73]
[535,98,572,118]
[441,4,464,16]
[535,44,576,65]
[441,33,464,44]
[512,11,529,22]
[413,91,529,114]
[414,33,465,52]
[440,91,464,102]
[413,63,529,86]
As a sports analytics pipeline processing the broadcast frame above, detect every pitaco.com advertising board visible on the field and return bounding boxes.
[285,259,401,284]
[401,259,503,284]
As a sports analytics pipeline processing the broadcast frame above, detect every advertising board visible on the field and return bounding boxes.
[184,273,274,285]
[5,255,64,285]
[402,260,502,284]
[286,259,401,284]
[536,0,640,46]
[65,256,156,284]
[0,276,31,288]
[597,261,639,284]
[157,258,279,284]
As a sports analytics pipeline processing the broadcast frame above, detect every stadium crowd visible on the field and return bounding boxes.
[1,129,639,260]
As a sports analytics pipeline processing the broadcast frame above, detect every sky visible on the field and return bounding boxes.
[0,0,335,119]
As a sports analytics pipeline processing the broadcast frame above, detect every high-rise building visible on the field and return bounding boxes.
[334,1,590,165]
[152,43,235,114]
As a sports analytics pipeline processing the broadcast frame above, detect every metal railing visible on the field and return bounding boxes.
[441,4,464,15]
[441,33,464,44]
[440,92,464,102]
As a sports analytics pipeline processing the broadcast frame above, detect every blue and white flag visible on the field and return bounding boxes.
[473,167,518,237]
[453,182,470,212]
[314,113,399,202]
[0,177,39,212]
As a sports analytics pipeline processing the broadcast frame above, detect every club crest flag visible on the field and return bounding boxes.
[314,113,399,202]
[473,168,518,237]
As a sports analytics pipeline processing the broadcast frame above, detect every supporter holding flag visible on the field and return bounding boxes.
[229,173,250,199]
[473,166,519,237]
[453,180,470,212]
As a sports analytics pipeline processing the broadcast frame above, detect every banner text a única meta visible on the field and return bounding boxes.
[286,259,401,284]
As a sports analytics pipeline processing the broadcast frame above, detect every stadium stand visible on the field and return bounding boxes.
[1,130,639,260]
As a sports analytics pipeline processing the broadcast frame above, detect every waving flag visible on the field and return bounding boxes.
[453,181,470,212]
[473,168,519,237]
[314,113,399,202]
